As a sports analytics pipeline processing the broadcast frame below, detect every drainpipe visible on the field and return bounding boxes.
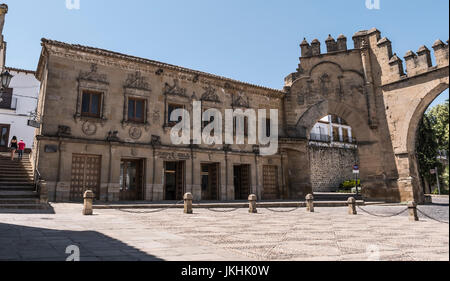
[106,142,112,202]
[55,139,62,202]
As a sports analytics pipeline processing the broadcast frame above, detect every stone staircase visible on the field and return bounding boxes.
[0,153,48,210]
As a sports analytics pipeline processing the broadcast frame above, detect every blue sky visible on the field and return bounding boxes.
[3,0,449,106]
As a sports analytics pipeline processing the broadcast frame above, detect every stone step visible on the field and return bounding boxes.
[0,204,48,210]
[0,191,38,199]
[0,186,35,191]
[0,180,34,185]
[0,177,34,181]
[0,173,33,180]
[0,198,40,204]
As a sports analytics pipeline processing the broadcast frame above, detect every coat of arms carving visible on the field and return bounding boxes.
[79,64,108,84]
[201,85,221,103]
[164,79,188,97]
[125,71,151,91]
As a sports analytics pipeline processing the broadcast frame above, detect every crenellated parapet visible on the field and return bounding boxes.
[351,28,448,84]
[295,28,448,86]
[300,34,348,57]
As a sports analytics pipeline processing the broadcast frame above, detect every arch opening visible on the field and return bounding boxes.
[412,87,449,196]
[308,114,360,194]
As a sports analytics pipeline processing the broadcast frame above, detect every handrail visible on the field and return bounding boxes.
[34,168,42,193]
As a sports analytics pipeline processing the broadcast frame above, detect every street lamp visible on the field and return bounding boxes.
[0,70,13,101]
[0,69,13,89]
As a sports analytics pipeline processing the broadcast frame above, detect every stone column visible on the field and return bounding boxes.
[306,194,314,212]
[408,202,419,222]
[248,194,257,213]
[184,192,193,214]
[348,197,357,215]
[82,190,95,216]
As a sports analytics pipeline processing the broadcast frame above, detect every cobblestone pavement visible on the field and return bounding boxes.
[0,200,448,261]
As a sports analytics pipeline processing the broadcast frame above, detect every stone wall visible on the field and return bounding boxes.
[309,144,358,192]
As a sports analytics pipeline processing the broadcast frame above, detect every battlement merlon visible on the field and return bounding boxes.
[291,28,449,86]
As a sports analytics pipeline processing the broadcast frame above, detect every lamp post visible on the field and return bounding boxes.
[0,69,13,101]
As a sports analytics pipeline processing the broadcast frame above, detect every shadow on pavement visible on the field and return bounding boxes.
[0,222,164,261]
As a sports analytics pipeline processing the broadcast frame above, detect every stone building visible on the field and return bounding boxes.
[34,28,449,203]
[34,39,285,202]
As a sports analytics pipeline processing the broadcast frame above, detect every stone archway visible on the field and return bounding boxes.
[282,28,448,203]
[294,100,390,199]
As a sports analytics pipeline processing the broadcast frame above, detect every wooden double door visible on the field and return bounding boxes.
[70,154,102,201]
[201,163,219,201]
[120,159,144,201]
[164,161,184,201]
[234,165,251,200]
[262,165,280,200]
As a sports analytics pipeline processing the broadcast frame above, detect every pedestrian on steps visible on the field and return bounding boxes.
[9,136,17,160]
[18,139,26,161]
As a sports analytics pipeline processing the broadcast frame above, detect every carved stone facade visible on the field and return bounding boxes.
[34,28,449,203]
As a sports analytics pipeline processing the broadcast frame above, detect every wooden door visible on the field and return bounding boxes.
[263,165,279,200]
[201,163,219,200]
[234,165,250,200]
[165,161,184,201]
[0,124,10,151]
[70,154,101,201]
[120,159,143,201]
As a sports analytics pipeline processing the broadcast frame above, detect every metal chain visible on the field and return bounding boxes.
[417,208,449,224]
[263,206,302,213]
[117,200,184,214]
[207,207,241,213]
[357,206,409,218]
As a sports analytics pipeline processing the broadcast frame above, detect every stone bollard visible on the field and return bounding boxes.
[184,193,193,214]
[82,190,95,216]
[306,194,314,213]
[248,194,257,214]
[408,202,419,222]
[348,197,357,215]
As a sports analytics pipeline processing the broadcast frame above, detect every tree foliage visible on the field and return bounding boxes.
[417,99,449,191]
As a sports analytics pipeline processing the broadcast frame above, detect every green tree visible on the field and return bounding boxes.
[417,99,449,193]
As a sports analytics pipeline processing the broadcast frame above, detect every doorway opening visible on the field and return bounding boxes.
[0,124,10,152]
[416,89,449,195]
[119,159,144,201]
[234,164,250,200]
[201,163,220,201]
[164,161,185,201]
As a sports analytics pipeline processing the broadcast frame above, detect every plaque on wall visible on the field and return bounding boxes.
[44,145,58,153]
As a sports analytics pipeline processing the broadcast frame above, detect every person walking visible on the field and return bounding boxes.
[9,136,18,160]
[17,139,26,161]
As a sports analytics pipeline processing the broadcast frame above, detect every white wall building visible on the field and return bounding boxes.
[310,115,354,144]
[0,67,39,151]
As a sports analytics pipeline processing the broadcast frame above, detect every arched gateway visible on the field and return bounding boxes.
[282,29,449,203]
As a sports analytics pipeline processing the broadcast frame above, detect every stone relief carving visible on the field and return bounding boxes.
[163,79,188,98]
[201,85,221,103]
[152,110,161,123]
[151,135,162,146]
[319,73,332,97]
[157,151,191,160]
[125,71,151,91]
[57,125,71,137]
[81,121,97,136]
[129,127,142,140]
[232,92,250,108]
[106,130,119,142]
[79,64,108,84]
